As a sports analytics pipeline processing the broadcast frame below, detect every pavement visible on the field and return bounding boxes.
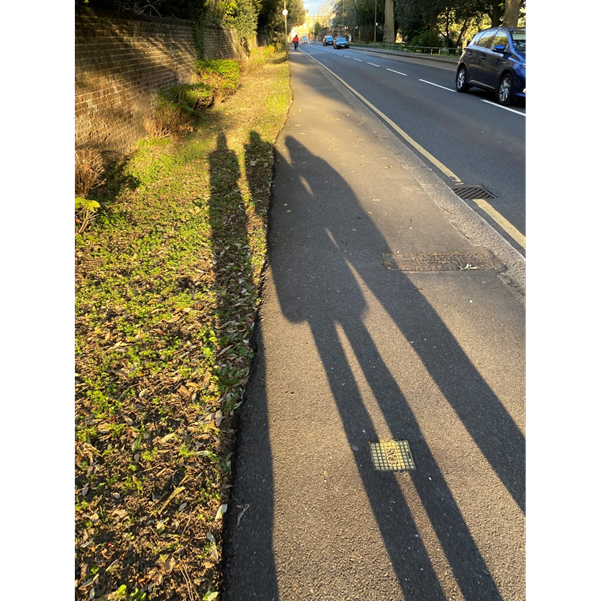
[223,48,525,600]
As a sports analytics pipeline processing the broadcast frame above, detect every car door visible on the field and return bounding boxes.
[482,29,510,88]
[470,29,497,88]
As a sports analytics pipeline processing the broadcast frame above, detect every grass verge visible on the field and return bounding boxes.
[75,48,291,601]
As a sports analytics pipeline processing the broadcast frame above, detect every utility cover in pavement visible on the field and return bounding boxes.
[369,440,415,472]
[382,250,499,272]
[453,184,497,200]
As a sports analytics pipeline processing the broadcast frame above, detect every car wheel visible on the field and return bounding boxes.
[497,72,513,106]
[456,65,470,93]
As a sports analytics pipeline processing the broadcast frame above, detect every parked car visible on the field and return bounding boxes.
[323,36,334,46]
[455,27,525,106]
[333,36,349,49]
[301,35,309,44]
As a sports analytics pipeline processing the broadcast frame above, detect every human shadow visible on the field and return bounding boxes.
[267,135,524,600]
[214,131,279,599]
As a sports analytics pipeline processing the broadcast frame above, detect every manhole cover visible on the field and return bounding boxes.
[382,250,499,272]
[369,440,415,472]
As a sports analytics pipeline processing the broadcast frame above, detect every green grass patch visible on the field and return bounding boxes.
[75,48,291,601]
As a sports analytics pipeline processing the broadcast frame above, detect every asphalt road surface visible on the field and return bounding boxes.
[224,47,525,601]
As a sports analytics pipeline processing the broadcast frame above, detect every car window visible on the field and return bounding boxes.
[492,31,509,48]
[511,31,526,52]
[470,32,483,47]
[477,30,497,49]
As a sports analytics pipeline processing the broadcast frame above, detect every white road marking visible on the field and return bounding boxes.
[387,68,407,76]
[480,99,526,116]
[419,79,456,92]
[367,62,381,67]
[353,58,363,62]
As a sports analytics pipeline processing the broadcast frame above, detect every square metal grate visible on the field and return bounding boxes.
[369,440,415,472]
[453,184,497,200]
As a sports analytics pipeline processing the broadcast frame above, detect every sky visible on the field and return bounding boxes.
[302,0,332,16]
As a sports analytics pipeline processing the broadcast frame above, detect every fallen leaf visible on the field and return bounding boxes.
[216,345,233,358]
[158,486,186,515]
[215,504,227,520]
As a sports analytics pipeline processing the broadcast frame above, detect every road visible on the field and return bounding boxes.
[224,47,525,600]
[298,43,526,254]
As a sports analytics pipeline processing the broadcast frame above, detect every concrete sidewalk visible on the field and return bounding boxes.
[223,50,525,600]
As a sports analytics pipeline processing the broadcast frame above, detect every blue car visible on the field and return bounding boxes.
[456,27,525,106]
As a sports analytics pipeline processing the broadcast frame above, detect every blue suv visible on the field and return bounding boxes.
[456,27,525,106]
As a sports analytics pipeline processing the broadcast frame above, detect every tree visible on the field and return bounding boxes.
[384,0,395,43]
[502,0,520,27]
[257,0,305,34]
[224,0,260,41]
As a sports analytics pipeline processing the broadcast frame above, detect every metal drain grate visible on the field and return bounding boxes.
[453,184,497,200]
[370,440,415,472]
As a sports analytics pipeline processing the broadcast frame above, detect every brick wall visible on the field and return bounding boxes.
[202,25,248,61]
[75,9,264,156]
[75,8,197,155]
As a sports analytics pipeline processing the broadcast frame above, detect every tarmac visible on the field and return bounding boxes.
[222,47,525,600]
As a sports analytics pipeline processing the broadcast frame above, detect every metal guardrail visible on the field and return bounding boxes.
[349,42,462,58]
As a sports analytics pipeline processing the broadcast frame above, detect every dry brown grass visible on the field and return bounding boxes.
[75,148,105,196]
[144,102,194,140]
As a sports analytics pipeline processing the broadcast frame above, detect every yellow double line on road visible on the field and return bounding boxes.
[305,53,526,250]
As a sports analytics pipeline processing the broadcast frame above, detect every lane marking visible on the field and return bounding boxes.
[367,62,381,67]
[353,58,363,62]
[472,198,526,248]
[303,55,462,183]
[387,68,407,76]
[419,79,456,92]
[481,99,525,116]
[303,52,526,246]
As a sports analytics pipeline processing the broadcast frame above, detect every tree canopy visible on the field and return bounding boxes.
[78,0,525,49]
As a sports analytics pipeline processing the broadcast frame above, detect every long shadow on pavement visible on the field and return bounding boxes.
[222,125,524,598]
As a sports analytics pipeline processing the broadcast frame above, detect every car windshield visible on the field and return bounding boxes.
[337,38,346,42]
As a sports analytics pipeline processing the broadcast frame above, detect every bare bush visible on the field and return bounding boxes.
[75,148,105,196]
[144,102,193,140]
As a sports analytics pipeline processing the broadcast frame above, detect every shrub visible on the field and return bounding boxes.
[160,82,215,112]
[144,97,194,139]
[75,148,105,197]
[196,59,241,102]
[75,148,105,233]
[408,29,444,49]
[75,197,101,234]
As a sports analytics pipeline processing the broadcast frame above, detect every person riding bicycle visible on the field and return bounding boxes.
[293,34,299,50]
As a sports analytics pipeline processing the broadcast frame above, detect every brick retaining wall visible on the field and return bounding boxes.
[75,9,261,156]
